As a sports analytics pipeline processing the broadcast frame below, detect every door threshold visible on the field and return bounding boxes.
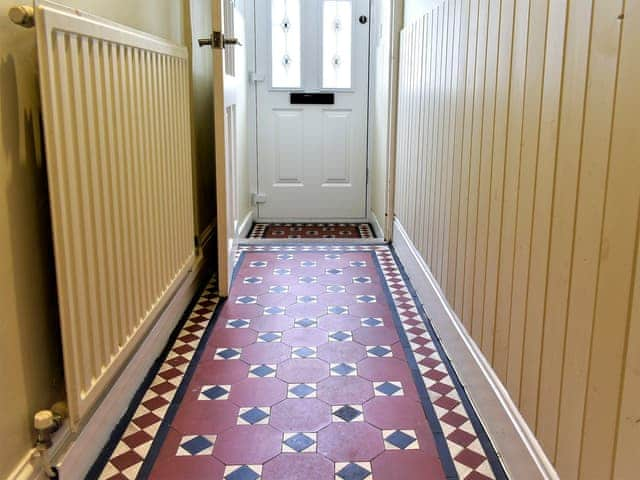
[240,237,387,246]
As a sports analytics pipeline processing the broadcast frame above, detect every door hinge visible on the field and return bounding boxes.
[252,193,267,205]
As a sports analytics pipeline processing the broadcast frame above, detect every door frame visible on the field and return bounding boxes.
[244,0,402,238]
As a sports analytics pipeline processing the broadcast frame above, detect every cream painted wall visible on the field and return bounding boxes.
[0,1,187,477]
[394,0,640,478]
[368,0,391,233]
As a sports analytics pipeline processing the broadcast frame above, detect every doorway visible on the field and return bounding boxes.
[253,0,371,221]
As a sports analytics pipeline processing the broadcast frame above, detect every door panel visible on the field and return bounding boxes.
[255,0,370,220]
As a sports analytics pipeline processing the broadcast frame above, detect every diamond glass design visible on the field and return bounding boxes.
[323,0,352,89]
[272,0,300,88]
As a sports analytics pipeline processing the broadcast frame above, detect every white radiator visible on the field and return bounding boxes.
[34,1,195,427]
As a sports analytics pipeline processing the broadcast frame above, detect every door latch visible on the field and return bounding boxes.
[198,31,242,49]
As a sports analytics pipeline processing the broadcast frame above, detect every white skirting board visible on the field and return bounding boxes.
[237,209,255,240]
[392,218,559,480]
[368,209,385,240]
[53,255,210,479]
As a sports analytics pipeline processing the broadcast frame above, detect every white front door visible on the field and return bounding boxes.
[255,0,370,220]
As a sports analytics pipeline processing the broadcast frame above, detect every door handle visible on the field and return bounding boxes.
[197,32,242,49]
[223,37,242,47]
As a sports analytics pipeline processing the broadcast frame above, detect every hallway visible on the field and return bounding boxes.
[93,243,505,480]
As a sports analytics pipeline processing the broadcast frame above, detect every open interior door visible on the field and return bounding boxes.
[200,0,241,296]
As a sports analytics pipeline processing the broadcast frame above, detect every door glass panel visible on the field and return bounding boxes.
[271,0,301,88]
[322,0,352,89]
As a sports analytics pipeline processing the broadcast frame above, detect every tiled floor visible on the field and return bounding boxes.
[93,244,507,480]
[249,223,374,239]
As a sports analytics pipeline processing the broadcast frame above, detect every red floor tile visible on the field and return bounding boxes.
[372,450,446,480]
[282,327,329,347]
[171,400,238,435]
[270,398,332,432]
[228,378,288,406]
[317,376,374,405]
[317,341,367,363]
[240,342,291,364]
[276,358,330,383]
[363,397,428,430]
[214,425,282,464]
[262,453,334,480]
[317,423,384,461]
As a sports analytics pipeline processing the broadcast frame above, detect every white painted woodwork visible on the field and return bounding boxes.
[213,0,242,296]
[34,1,195,427]
[254,0,370,220]
[395,1,640,479]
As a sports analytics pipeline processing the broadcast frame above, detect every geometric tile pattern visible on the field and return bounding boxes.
[95,245,506,480]
[96,278,219,479]
[249,223,375,239]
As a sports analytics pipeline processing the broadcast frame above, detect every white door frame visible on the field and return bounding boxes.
[244,0,401,237]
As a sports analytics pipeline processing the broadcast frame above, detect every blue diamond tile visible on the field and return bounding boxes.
[326,268,343,275]
[332,405,363,422]
[356,295,376,304]
[326,285,346,293]
[224,465,260,480]
[361,317,383,327]
[277,254,294,260]
[289,383,316,398]
[283,433,316,452]
[292,346,316,358]
[238,407,270,425]
[243,276,262,284]
[249,364,276,378]
[331,363,356,376]
[325,253,341,259]
[200,385,229,400]
[236,296,257,304]
[297,295,317,304]
[375,381,403,396]
[298,276,317,284]
[215,348,241,360]
[249,261,267,268]
[264,306,286,315]
[385,430,417,450]
[179,435,214,455]
[227,319,250,328]
[330,331,352,342]
[368,345,392,357]
[328,306,349,315]
[258,332,281,343]
[300,260,317,267]
[349,261,367,267]
[273,268,291,275]
[353,276,372,284]
[269,285,289,294]
[295,318,317,328]
[336,463,370,480]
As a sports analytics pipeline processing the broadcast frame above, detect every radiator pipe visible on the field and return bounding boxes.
[8,5,35,28]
